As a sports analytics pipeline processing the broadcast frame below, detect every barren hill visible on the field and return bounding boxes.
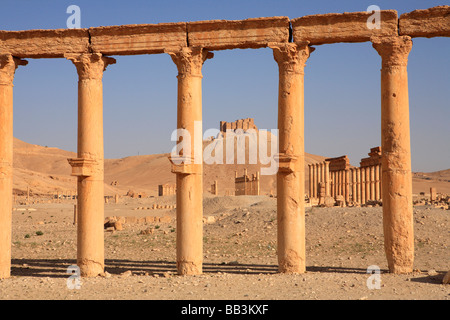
[11,137,450,197]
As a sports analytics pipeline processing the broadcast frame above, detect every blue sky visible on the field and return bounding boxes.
[1,0,449,172]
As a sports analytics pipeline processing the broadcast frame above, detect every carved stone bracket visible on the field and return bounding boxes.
[67,158,99,177]
[168,155,201,175]
[274,153,301,173]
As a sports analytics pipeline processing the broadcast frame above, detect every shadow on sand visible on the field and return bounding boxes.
[10,259,378,278]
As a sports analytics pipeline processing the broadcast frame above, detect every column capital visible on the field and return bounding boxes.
[165,47,213,78]
[65,53,116,80]
[371,36,413,70]
[0,54,28,86]
[269,42,314,74]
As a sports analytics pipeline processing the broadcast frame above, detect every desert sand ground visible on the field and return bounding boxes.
[3,138,448,301]
[1,194,448,300]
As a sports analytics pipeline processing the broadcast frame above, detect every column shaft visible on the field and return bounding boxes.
[345,169,350,203]
[356,168,361,204]
[360,167,366,204]
[308,165,313,198]
[364,167,369,203]
[311,164,316,198]
[0,55,27,279]
[372,36,414,273]
[333,171,337,197]
[66,53,115,277]
[271,42,313,273]
[351,168,357,203]
[375,164,381,201]
[324,161,330,197]
[167,47,212,275]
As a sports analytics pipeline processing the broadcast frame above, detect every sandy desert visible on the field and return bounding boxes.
[1,137,448,300]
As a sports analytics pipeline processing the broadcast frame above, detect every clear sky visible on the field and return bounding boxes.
[1,0,449,172]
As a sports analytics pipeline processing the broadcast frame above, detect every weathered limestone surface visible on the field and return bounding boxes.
[0,55,27,279]
[0,6,448,58]
[372,35,414,274]
[67,53,116,277]
[0,29,89,58]
[90,23,187,55]
[399,6,450,38]
[166,47,212,275]
[188,17,289,50]
[291,10,398,44]
[271,42,313,273]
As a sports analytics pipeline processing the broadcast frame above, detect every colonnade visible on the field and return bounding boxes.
[1,5,446,278]
[0,36,416,277]
[309,162,382,205]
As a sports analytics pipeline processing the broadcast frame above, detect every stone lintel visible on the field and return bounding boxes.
[67,158,98,177]
[0,28,89,58]
[399,6,450,38]
[89,22,187,55]
[291,10,398,45]
[187,17,289,50]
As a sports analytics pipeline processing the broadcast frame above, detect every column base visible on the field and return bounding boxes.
[78,258,104,277]
[278,250,305,274]
[0,268,11,279]
[177,261,202,275]
[388,264,413,274]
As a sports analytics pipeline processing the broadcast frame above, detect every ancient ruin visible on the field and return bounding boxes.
[158,184,176,196]
[220,118,258,133]
[309,147,382,206]
[210,180,218,196]
[0,5,449,278]
[235,169,260,196]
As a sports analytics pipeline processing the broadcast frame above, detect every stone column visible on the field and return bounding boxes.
[351,168,357,203]
[372,36,414,273]
[324,161,330,197]
[375,164,381,201]
[345,169,350,203]
[66,53,115,277]
[271,42,314,273]
[319,162,324,185]
[330,171,334,197]
[365,167,370,202]
[360,167,366,205]
[334,171,338,196]
[430,187,436,202]
[318,182,325,206]
[335,171,339,196]
[0,55,27,279]
[313,163,318,198]
[166,47,213,275]
[356,168,361,204]
[370,165,375,201]
[308,164,313,198]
